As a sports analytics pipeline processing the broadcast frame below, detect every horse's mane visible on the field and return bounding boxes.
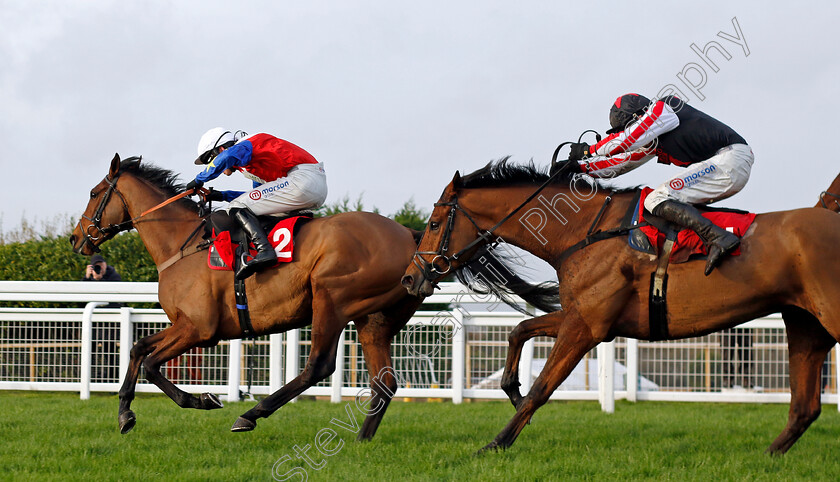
[456,156,636,194]
[448,156,642,314]
[456,244,561,314]
[121,159,201,213]
[458,156,556,188]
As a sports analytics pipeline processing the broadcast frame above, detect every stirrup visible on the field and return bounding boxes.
[235,251,276,280]
[703,240,739,276]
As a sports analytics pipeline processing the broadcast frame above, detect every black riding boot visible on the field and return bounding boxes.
[652,200,740,276]
[232,209,277,280]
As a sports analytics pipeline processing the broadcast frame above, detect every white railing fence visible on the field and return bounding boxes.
[1,281,839,411]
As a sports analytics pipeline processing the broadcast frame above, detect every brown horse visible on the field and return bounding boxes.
[70,154,424,438]
[402,158,840,454]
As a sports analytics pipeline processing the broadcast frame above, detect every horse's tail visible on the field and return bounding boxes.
[455,244,560,315]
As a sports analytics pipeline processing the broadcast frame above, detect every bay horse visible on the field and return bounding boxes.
[402,158,840,454]
[69,154,423,437]
[70,154,558,437]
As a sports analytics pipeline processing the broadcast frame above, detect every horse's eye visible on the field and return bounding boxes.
[430,222,440,231]
[90,191,97,199]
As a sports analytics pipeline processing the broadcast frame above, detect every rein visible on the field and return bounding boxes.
[411,158,586,283]
[80,163,212,272]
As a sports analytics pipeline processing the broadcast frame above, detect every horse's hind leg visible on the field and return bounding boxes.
[140,323,223,410]
[500,316,560,409]
[355,298,419,440]
[231,307,346,432]
[767,307,836,454]
[119,322,222,433]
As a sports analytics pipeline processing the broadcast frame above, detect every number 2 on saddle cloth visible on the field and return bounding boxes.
[208,216,307,271]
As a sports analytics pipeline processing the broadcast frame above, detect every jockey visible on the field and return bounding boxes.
[568,94,754,275]
[186,128,327,280]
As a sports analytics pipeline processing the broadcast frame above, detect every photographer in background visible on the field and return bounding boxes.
[81,253,123,380]
[82,254,122,282]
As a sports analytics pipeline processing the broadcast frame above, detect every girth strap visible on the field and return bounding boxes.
[234,277,256,339]
[648,237,675,341]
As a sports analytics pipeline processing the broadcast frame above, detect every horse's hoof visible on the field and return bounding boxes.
[231,416,256,432]
[476,441,503,456]
[119,410,136,434]
[200,392,224,410]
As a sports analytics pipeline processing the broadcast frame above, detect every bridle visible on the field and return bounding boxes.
[78,157,210,256]
[411,153,586,287]
[819,191,840,211]
[78,159,139,253]
[411,195,489,282]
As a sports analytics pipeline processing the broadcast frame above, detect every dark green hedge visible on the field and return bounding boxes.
[0,232,156,283]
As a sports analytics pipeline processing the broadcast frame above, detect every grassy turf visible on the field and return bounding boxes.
[0,391,838,481]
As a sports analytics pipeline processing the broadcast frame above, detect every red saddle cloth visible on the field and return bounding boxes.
[638,188,756,263]
[208,216,306,271]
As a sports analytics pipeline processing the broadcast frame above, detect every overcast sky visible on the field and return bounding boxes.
[2,1,838,235]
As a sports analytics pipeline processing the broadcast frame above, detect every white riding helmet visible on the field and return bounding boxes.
[195,127,235,165]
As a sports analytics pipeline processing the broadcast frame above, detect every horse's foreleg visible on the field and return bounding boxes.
[232,318,345,432]
[481,313,597,453]
[117,329,164,434]
[500,314,561,409]
[767,308,835,454]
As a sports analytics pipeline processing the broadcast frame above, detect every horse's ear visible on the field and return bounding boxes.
[452,170,461,186]
[109,153,121,178]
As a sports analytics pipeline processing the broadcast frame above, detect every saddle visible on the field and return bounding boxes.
[626,188,756,263]
[206,210,313,271]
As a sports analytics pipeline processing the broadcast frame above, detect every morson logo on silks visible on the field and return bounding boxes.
[670,165,716,191]
[248,180,290,200]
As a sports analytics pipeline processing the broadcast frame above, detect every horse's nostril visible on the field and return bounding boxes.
[69,235,77,247]
[401,275,414,288]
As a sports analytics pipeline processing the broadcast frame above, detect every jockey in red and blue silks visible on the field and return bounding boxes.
[186,128,327,280]
[567,94,754,276]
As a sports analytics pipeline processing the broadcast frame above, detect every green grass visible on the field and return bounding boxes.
[1,392,839,481]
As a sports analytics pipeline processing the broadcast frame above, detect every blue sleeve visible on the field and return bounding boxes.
[194,141,254,183]
[220,190,245,202]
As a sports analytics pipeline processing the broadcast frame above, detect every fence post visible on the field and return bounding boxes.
[626,338,638,402]
[119,307,133,384]
[519,339,535,394]
[519,304,536,393]
[285,329,300,402]
[331,329,346,403]
[451,309,465,404]
[227,339,242,402]
[598,341,615,413]
[836,344,840,413]
[81,302,106,400]
[269,333,283,394]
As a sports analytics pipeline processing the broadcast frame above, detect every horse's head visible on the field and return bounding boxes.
[69,153,141,255]
[402,171,486,297]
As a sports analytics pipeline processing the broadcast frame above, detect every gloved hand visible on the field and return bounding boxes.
[186,179,203,191]
[206,189,225,202]
[568,142,590,161]
[549,159,583,177]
